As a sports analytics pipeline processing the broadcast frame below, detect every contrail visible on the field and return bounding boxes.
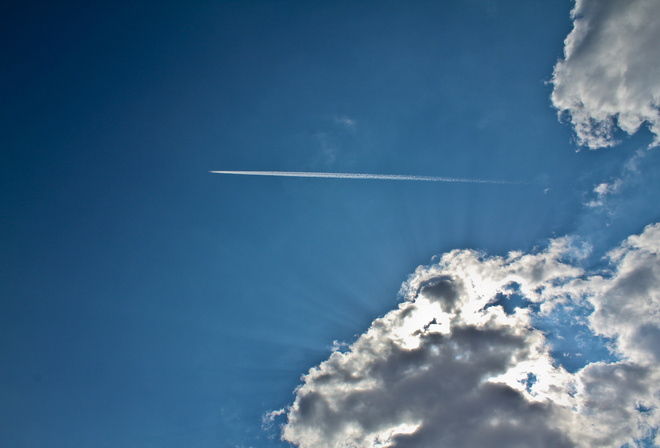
[210,170,516,184]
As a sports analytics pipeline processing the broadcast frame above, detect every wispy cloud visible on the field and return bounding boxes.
[335,116,356,128]
[585,180,622,208]
[551,0,660,149]
[210,170,517,184]
[582,149,649,212]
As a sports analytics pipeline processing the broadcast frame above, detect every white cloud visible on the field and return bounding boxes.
[551,0,660,149]
[270,224,660,448]
[585,180,621,208]
[587,223,660,364]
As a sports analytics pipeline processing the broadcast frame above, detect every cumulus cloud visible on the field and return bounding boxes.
[270,224,660,448]
[551,0,660,149]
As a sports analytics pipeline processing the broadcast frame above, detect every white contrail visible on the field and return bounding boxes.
[210,170,516,184]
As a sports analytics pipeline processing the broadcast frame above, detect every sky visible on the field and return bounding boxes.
[2,1,660,447]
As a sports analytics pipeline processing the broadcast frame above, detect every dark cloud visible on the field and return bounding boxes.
[419,276,460,312]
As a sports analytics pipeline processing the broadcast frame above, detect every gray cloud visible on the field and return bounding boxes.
[551,0,660,149]
[270,224,660,447]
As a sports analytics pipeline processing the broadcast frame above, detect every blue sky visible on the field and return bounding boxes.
[2,1,660,447]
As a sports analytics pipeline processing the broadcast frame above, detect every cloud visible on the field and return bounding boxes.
[585,180,621,208]
[335,116,356,128]
[265,4,660,445]
[270,224,660,447]
[580,149,651,216]
[587,223,660,364]
[550,0,660,149]
[314,131,338,164]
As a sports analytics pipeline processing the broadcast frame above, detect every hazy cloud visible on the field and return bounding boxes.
[335,116,356,128]
[551,0,660,149]
[271,224,660,447]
